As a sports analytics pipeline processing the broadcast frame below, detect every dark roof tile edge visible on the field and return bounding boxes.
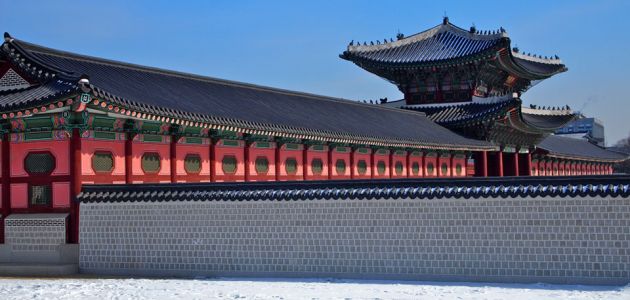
[77,176,630,203]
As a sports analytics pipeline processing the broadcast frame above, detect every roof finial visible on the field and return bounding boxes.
[4,32,13,42]
[442,15,449,25]
[513,45,519,53]
[470,23,476,34]
[396,30,404,40]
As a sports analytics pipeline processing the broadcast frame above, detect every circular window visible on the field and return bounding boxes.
[357,160,367,175]
[426,162,435,175]
[531,167,536,174]
[222,155,237,174]
[24,152,55,175]
[311,158,323,175]
[395,161,404,175]
[285,158,298,175]
[335,159,346,175]
[377,161,386,175]
[92,152,114,173]
[411,162,420,175]
[184,154,202,174]
[255,157,269,174]
[441,163,449,175]
[455,164,462,175]
[141,153,161,174]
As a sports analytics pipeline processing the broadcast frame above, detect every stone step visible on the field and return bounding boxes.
[0,263,78,277]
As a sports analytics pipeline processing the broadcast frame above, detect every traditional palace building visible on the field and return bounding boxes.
[0,19,626,244]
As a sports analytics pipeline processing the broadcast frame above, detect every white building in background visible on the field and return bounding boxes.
[555,116,605,147]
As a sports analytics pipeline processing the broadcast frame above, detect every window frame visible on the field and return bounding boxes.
[141,152,162,174]
[311,158,324,175]
[285,157,298,175]
[183,153,202,174]
[254,156,269,175]
[222,155,238,174]
[24,151,56,176]
[91,151,114,174]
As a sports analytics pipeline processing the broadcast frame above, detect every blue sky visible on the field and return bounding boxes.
[1,0,628,144]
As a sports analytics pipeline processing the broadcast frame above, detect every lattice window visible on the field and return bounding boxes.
[455,164,463,176]
[255,157,269,174]
[0,68,29,90]
[184,154,201,174]
[311,158,323,175]
[441,163,449,175]
[141,153,161,174]
[377,161,386,175]
[222,156,237,174]
[395,161,404,175]
[357,160,367,175]
[29,185,51,206]
[335,159,346,175]
[411,162,420,175]
[285,158,297,175]
[25,152,55,175]
[92,152,114,173]
[426,162,435,175]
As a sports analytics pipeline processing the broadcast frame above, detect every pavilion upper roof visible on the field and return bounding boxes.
[0,32,494,151]
[340,17,567,78]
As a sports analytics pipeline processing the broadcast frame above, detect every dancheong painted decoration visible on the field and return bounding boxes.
[0,18,627,243]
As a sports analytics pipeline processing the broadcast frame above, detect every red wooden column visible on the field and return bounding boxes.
[125,133,133,184]
[497,151,504,177]
[0,133,10,244]
[244,141,251,181]
[474,151,488,177]
[170,135,177,183]
[513,151,519,176]
[524,153,532,176]
[69,128,82,244]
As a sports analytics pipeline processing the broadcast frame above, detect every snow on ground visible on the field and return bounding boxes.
[0,277,628,300]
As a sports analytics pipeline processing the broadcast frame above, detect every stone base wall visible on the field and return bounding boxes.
[5,214,68,252]
[79,196,630,285]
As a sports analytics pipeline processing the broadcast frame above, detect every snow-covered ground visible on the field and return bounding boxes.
[0,277,628,300]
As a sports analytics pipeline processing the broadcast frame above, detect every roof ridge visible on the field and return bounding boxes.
[511,50,563,65]
[11,38,428,118]
[347,22,507,53]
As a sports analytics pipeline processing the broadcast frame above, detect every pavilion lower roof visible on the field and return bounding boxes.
[0,33,494,151]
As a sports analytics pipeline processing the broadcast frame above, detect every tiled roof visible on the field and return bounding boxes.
[77,175,630,203]
[0,80,76,110]
[0,34,494,151]
[401,99,576,131]
[402,99,519,126]
[538,135,629,162]
[340,19,566,77]
[341,23,504,65]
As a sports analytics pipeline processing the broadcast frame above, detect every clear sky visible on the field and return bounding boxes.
[1,0,628,144]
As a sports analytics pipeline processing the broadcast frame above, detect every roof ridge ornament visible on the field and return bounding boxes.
[4,32,13,43]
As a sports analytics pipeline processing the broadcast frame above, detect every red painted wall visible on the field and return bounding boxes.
[329,146,351,180]
[130,134,171,183]
[391,151,408,178]
[277,143,304,181]
[351,148,372,179]
[408,151,423,178]
[372,149,391,179]
[80,131,126,184]
[9,133,71,210]
[451,155,466,178]
[304,145,329,181]
[246,141,277,182]
[438,154,451,177]
[531,160,539,176]
[174,137,211,183]
[213,139,245,182]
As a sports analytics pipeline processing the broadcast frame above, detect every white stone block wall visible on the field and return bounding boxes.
[79,196,630,284]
